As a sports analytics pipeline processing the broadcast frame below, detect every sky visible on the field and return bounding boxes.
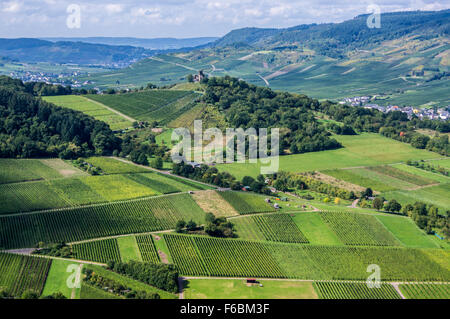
[1,0,449,38]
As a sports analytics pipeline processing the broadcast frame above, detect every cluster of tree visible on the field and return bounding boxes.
[402,202,450,237]
[0,288,66,299]
[0,77,120,159]
[106,260,178,294]
[101,83,159,95]
[325,123,357,135]
[272,171,357,200]
[83,268,160,299]
[204,213,235,238]
[372,197,402,213]
[202,76,342,155]
[173,162,237,188]
[119,134,168,167]
[317,101,449,156]
[175,220,199,233]
[71,158,103,175]
[407,160,448,176]
[32,242,72,258]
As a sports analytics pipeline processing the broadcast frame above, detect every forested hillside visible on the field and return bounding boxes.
[0,76,120,158]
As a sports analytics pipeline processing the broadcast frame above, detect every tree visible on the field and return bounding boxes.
[186,220,197,231]
[187,74,194,83]
[137,153,149,166]
[361,188,373,199]
[373,197,385,210]
[385,199,402,213]
[175,220,186,233]
[151,156,163,169]
[21,290,39,299]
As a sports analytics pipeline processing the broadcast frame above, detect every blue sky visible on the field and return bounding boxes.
[1,0,449,38]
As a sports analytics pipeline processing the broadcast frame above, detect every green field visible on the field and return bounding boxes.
[319,211,401,246]
[80,283,122,299]
[117,236,142,262]
[252,214,309,243]
[164,234,449,281]
[43,95,133,131]
[86,90,199,124]
[376,215,439,248]
[399,284,449,299]
[217,134,442,179]
[185,279,318,299]
[391,163,450,184]
[291,213,343,246]
[42,259,82,299]
[0,158,84,184]
[313,282,401,299]
[383,183,450,212]
[217,191,275,215]
[0,193,206,249]
[135,235,160,263]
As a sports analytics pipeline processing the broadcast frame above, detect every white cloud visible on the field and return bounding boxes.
[2,1,21,13]
[105,4,124,14]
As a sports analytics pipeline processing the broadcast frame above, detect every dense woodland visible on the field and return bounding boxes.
[202,76,342,154]
[0,76,120,158]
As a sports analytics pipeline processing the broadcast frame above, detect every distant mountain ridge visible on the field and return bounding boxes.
[40,37,218,50]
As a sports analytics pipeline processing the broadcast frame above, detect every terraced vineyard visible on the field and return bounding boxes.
[136,235,160,263]
[86,90,199,124]
[313,282,401,299]
[319,211,401,246]
[0,253,52,297]
[399,284,449,299]
[233,217,266,241]
[252,214,309,243]
[84,157,149,174]
[218,191,275,215]
[0,194,206,249]
[164,235,209,276]
[72,238,122,263]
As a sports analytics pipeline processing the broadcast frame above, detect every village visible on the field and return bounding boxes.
[340,96,450,121]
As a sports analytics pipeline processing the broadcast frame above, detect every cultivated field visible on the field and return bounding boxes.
[217,191,275,215]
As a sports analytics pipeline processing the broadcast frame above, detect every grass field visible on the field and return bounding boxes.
[291,213,342,246]
[191,190,239,218]
[42,259,82,299]
[382,183,450,212]
[376,215,439,248]
[217,134,442,179]
[0,158,84,184]
[80,283,122,299]
[117,236,142,262]
[86,90,199,124]
[43,95,133,131]
[391,163,450,184]
[185,279,318,299]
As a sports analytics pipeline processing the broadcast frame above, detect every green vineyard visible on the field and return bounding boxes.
[313,282,401,299]
[252,214,309,243]
[399,284,449,299]
[217,191,275,215]
[319,211,401,246]
[135,235,160,264]
[163,234,450,281]
[72,238,122,263]
[0,253,52,297]
[0,194,206,249]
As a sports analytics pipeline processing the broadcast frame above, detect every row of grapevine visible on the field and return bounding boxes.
[136,235,160,263]
[163,235,450,282]
[218,191,275,215]
[0,193,205,249]
[319,211,401,246]
[252,214,309,243]
[164,234,209,276]
[0,253,52,297]
[72,238,121,264]
[313,282,401,299]
[399,284,449,299]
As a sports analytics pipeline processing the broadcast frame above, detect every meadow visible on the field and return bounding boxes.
[86,90,199,124]
[185,279,318,299]
[42,259,82,299]
[43,95,133,131]
[216,134,442,179]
